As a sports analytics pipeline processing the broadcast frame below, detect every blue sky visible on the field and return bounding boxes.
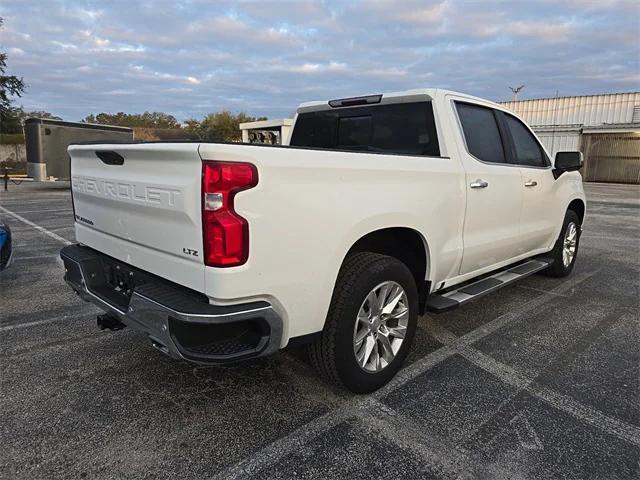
[1,0,638,122]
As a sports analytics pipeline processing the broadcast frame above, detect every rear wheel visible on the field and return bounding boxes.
[308,252,418,393]
[542,210,581,278]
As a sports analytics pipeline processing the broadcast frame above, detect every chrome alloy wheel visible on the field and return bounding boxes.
[563,222,578,268]
[353,281,409,372]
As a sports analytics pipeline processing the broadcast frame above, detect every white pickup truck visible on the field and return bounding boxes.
[60,88,585,392]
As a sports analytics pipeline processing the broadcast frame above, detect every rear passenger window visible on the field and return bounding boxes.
[503,114,548,167]
[455,103,506,164]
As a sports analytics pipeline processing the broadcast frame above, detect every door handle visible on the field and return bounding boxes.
[470,179,489,189]
[524,180,538,187]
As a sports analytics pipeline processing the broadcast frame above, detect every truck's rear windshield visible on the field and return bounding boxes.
[290,102,440,157]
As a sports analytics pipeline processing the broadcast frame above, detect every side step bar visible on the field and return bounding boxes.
[426,258,553,313]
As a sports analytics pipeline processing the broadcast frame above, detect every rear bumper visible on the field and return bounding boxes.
[60,244,283,364]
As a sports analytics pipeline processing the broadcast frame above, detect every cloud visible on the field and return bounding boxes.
[285,62,348,74]
[0,0,637,121]
[505,20,573,42]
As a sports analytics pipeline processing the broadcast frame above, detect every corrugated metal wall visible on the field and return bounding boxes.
[500,92,640,127]
[582,133,640,184]
[501,93,640,183]
[535,131,581,157]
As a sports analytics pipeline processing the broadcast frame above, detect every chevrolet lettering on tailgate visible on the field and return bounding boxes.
[72,176,182,209]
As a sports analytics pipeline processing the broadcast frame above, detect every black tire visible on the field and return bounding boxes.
[542,210,581,278]
[308,252,418,393]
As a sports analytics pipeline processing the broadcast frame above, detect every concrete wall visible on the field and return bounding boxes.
[0,143,27,163]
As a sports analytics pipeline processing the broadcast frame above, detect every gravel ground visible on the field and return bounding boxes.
[1,181,639,480]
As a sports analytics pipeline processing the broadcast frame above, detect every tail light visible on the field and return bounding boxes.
[201,161,258,267]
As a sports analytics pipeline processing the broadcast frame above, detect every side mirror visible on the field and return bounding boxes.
[553,151,583,179]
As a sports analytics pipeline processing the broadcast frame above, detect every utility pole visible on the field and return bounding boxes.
[550,90,560,157]
[509,85,525,101]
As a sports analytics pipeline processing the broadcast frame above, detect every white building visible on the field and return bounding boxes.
[500,92,640,184]
[239,119,293,146]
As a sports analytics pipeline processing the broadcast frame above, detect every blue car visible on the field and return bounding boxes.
[0,222,12,271]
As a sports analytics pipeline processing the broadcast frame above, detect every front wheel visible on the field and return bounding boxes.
[308,252,418,393]
[542,210,581,278]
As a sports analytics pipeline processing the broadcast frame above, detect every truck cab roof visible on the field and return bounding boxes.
[296,88,504,114]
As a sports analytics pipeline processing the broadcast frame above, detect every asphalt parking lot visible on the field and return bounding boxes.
[1,181,639,479]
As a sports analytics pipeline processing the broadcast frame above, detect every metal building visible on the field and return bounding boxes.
[24,118,133,181]
[500,92,640,184]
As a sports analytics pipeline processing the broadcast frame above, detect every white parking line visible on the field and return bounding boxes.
[213,270,598,480]
[11,254,59,261]
[8,208,70,214]
[0,205,72,246]
[424,314,640,448]
[0,199,70,206]
[357,401,473,476]
[0,313,88,332]
[460,347,640,448]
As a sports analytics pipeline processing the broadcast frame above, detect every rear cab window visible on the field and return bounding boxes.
[290,102,440,157]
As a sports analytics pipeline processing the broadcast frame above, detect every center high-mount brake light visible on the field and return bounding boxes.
[328,94,382,108]
[202,161,258,267]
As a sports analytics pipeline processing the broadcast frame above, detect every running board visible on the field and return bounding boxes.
[426,258,553,313]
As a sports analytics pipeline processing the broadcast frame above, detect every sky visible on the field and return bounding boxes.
[1,0,638,122]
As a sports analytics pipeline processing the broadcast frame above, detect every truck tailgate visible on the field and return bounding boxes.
[69,143,205,291]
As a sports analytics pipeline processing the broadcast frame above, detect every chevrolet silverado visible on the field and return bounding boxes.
[60,89,585,392]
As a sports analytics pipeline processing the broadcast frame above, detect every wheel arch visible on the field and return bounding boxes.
[567,198,585,225]
[341,227,431,313]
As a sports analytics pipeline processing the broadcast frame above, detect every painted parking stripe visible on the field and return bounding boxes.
[460,346,640,448]
[11,254,59,261]
[0,312,91,332]
[0,204,72,246]
[8,208,71,214]
[214,269,598,480]
[424,315,640,448]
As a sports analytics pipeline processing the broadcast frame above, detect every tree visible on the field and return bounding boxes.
[23,110,62,121]
[83,111,180,129]
[0,18,25,111]
[183,118,204,138]
[1,17,26,133]
[191,111,267,142]
[1,109,62,134]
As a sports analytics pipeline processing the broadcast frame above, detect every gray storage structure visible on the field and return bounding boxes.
[24,118,133,181]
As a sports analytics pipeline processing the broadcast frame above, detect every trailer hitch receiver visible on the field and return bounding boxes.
[97,313,126,331]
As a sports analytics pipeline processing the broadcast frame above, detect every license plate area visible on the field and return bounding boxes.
[88,257,148,312]
[103,261,137,297]
[62,244,210,315]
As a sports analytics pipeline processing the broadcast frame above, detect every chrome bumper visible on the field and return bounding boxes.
[60,244,283,364]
